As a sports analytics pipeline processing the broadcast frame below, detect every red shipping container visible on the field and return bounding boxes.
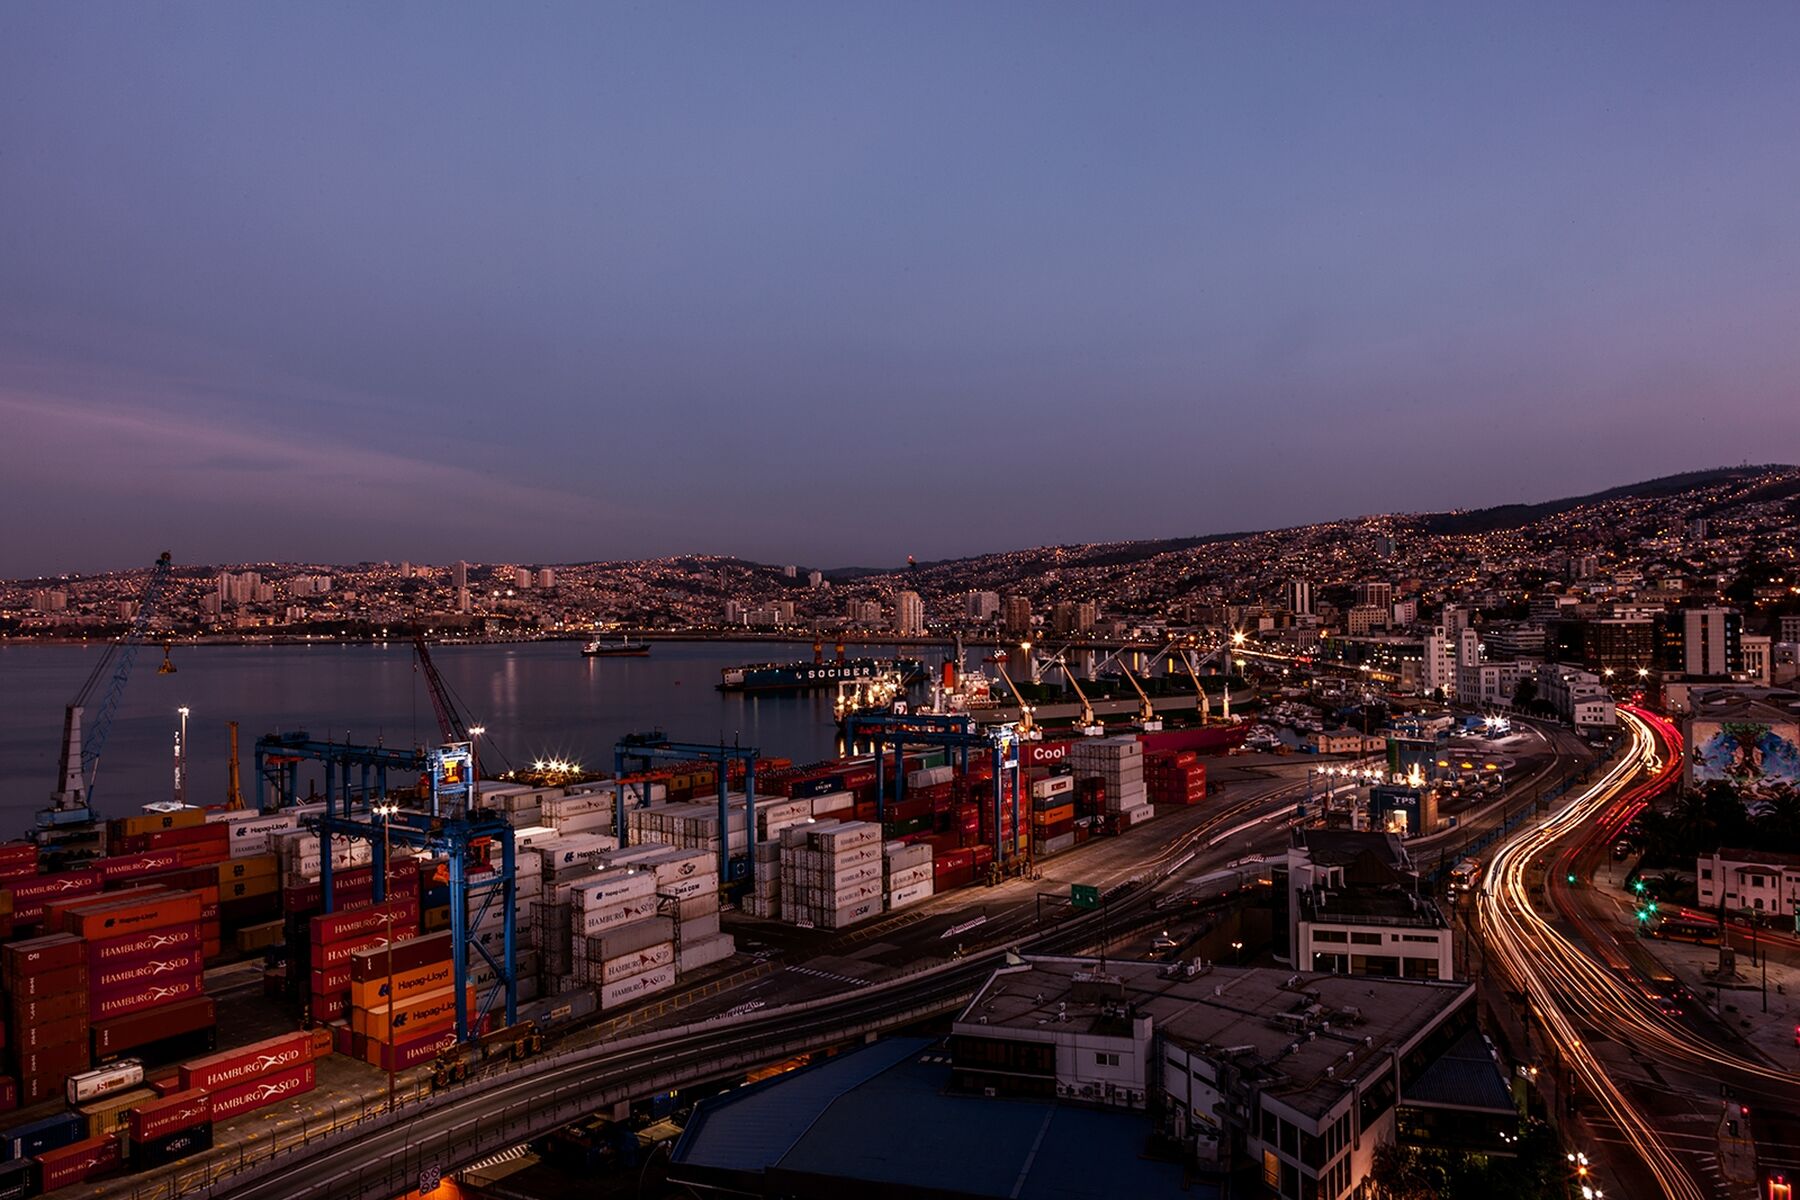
[309,991,348,1021]
[312,962,352,994]
[209,1061,315,1122]
[311,899,418,947]
[7,868,103,908]
[18,1014,88,1053]
[315,931,387,970]
[15,1041,89,1079]
[91,972,205,1020]
[91,996,216,1058]
[181,1031,312,1092]
[87,922,203,967]
[0,841,39,865]
[9,962,87,999]
[0,1076,15,1112]
[367,1027,458,1072]
[145,824,230,850]
[95,850,184,884]
[348,932,453,983]
[10,992,86,1026]
[92,948,206,994]
[35,1133,121,1191]
[2,933,84,979]
[128,1089,212,1143]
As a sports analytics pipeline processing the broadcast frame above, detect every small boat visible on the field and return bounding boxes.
[583,636,650,657]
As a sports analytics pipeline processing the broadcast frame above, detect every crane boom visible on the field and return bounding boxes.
[1117,658,1157,723]
[1059,659,1101,732]
[412,634,470,745]
[993,658,1035,737]
[46,552,174,822]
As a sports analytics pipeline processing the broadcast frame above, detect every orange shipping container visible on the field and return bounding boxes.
[348,958,456,1012]
[70,893,202,940]
[352,985,475,1044]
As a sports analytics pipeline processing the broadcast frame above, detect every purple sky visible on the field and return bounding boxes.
[4,3,1798,577]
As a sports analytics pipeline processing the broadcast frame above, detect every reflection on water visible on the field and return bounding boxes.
[0,640,932,827]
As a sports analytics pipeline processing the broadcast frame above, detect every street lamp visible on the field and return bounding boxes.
[468,725,487,806]
[371,801,402,1111]
[1230,939,1244,965]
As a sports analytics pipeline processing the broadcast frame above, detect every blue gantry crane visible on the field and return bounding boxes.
[41,551,176,843]
[614,734,760,889]
[297,740,519,1041]
[844,712,1026,869]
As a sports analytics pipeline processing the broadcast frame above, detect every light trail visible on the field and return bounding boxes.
[1480,709,1705,1199]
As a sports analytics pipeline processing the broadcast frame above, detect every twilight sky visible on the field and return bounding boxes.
[4,3,1798,577]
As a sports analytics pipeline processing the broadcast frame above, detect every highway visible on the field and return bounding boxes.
[1479,707,1800,1200]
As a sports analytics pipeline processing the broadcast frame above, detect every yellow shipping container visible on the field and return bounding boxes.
[79,1087,159,1140]
[114,809,205,839]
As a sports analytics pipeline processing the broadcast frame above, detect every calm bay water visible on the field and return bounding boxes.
[0,640,914,829]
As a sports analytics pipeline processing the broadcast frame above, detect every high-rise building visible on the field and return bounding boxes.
[1002,595,1033,637]
[783,565,798,578]
[1423,627,1456,696]
[1050,602,1078,636]
[725,600,746,625]
[966,591,1000,622]
[452,560,468,589]
[1742,635,1772,686]
[808,570,824,589]
[1683,607,1742,676]
[1285,579,1314,616]
[849,599,883,626]
[1355,582,1393,612]
[30,589,68,613]
[1781,615,1800,645]
[1440,604,1472,643]
[536,568,556,590]
[514,567,532,589]
[1391,598,1418,627]
[1456,626,1482,669]
[894,591,925,637]
[1076,601,1098,633]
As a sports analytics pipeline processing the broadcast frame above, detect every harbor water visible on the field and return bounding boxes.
[0,640,929,830]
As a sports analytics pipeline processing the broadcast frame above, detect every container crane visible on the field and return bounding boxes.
[411,634,470,745]
[1058,659,1105,736]
[1117,658,1162,732]
[993,648,1037,739]
[224,720,245,810]
[42,552,175,840]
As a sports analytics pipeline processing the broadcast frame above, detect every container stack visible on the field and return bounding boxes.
[570,868,674,1009]
[179,1031,317,1123]
[1072,737,1151,830]
[883,841,934,912]
[4,935,90,1105]
[126,1088,214,1168]
[345,932,457,1071]
[1029,773,1077,858]
[307,888,421,1025]
[1146,751,1207,807]
[539,788,618,836]
[621,846,732,973]
[1,1112,118,1193]
[779,821,883,930]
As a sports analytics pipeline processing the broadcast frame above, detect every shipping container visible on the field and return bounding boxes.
[2,1112,87,1161]
[131,1121,213,1169]
[33,1132,120,1191]
[86,922,202,967]
[126,1089,211,1144]
[179,1031,311,1092]
[90,973,205,1021]
[209,1062,315,1122]
[347,931,453,983]
[91,997,216,1059]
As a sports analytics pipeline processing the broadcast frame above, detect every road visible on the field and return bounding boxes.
[1479,706,1800,1200]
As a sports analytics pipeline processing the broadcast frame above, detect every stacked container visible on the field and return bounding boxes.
[345,933,459,1070]
[1146,751,1207,806]
[3,935,90,1104]
[1029,773,1078,858]
[883,841,934,911]
[179,1031,317,1122]
[780,821,883,930]
[1072,737,1151,830]
[308,892,421,1024]
[126,1088,213,1167]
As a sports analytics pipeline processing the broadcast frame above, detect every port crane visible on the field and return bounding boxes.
[1116,658,1162,732]
[1057,658,1105,736]
[42,552,175,839]
[992,647,1037,739]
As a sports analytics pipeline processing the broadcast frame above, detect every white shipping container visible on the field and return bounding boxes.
[808,791,854,816]
[578,894,661,935]
[676,933,736,973]
[571,869,658,910]
[600,964,676,1009]
[885,863,933,891]
[680,910,721,940]
[887,880,935,909]
[602,941,674,984]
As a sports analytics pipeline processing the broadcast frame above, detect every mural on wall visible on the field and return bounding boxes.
[1692,719,1800,800]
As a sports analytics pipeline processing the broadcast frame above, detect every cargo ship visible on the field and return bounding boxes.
[719,657,924,693]
[582,637,650,657]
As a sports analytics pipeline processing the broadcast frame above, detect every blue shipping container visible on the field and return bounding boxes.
[3,1111,86,1161]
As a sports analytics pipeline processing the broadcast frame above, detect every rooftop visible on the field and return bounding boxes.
[670,1036,1206,1199]
[959,957,1473,1120]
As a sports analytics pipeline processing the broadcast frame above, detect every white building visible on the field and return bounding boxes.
[535,568,556,590]
[1281,830,1454,982]
[1742,635,1772,687]
[1422,627,1456,697]
[1286,578,1314,617]
[1698,849,1800,919]
[894,590,925,637]
[1455,660,1522,709]
[965,590,1000,621]
[1684,607,1741,676]
[1537,663,1618,730]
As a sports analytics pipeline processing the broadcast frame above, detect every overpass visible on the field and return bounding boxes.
[127,882,1169,1200]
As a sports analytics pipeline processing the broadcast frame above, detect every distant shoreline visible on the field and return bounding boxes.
[0,631,961,650]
